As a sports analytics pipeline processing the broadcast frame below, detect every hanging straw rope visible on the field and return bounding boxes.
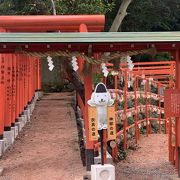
[21,47,156,64]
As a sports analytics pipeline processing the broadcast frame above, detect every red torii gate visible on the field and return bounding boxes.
[0,15,104,172]
[0,15,180,173]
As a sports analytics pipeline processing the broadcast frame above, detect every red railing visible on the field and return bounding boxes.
[76,60,175,167]
[106,66,169,160]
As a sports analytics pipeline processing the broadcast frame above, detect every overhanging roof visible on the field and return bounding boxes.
[0,32,180,43]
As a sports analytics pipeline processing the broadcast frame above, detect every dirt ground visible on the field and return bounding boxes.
[115,134,177,180]
[0,92,85,180]
[0,92,178,180]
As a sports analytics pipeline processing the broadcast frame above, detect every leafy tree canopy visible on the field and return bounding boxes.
[0,0,115,15]
[0,0,179,31]
[106,0,180,31]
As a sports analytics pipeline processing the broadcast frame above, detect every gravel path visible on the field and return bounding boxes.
[0,93,177,180]
[116,134,177,180]
[0,93,85,180]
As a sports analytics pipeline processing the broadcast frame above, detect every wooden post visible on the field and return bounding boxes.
[169,117,173,162]
[0,54,5,139]
[158,83,161,133]
[79,23,94,171]
[145,79,149,136]
[134,77,138,143]
[114,75,118,110]
[136,77,140,139]
[15,54,20,121]
[38,58,42,91]
[4,54,12,130]
[123,70,128,150]
[175,49,180,175]
[84,67,94,171]
[11,54,16,127]
[0,28,6,139]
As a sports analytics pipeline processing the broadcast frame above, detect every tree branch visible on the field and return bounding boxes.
[50,0,56,15]
[109,0,132,32]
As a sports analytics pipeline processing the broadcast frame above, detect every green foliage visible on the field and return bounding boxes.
[140,126,146,134]
[128,116,134,126]
[0,0,115,15]
[150,84,158,94]
[127,99,134,108]
[106,0,180,31]
[150,111,159,118]
[118,101,124,110]
[151,121,159,133]
[117,141,127,160]
[138,97,146,105]
[92,73,103,85]
[133,52,172,62]
[155,52,172,61]
[117,122,123,131]
[124,0,180,31]
[134,54,151,62]
[161,124,165,134]
[138,112,145,120]
[56,0,115,15]
[149,98,158,106]
[0,0,179,32]
[0,0,52,15]
[43,83,63,92]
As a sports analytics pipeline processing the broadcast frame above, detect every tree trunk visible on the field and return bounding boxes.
[64,59,85,102]
[109,0,132,32]
[50,0,56,15]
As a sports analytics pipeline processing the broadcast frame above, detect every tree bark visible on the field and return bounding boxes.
[65,61,85,102]
[50,0,56,15]
[109,0,132,32]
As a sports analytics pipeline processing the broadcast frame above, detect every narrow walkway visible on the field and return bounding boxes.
[116,134,177,180]
[0,93,85,180]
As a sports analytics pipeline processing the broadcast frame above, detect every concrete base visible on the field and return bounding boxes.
[0,92,41,157]
[28,106,32,118]
[91,164,115,180]
[27,104,33,116]
[24,109,30,121]
[82,171,91,180]
[30,101,35,113]
[38,91,43,100]
[11,127,15,143]
[0,140,4,157]
[15,122,20,138]
[22,114,27,125]
[4,130,14,148]
[18,116,25,130]
[3,138,8,152]
[35,91,39,100]
[94,152,113,164]
[17,118,22,132]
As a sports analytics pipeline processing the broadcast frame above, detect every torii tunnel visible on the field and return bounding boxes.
[0,15,180,173]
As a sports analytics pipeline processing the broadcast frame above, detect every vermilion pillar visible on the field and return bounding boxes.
[37,58,42,90]
[15,54,20,121]
[134,77,138,143]
[11,54,16,126]
[19,55,22,115]
[4,54,12,130]
[0,54,5,139]
[0,27,6,139]
[79,23,94,171]
[24,56,29,107]
[123,70,128,150]
[175,49,180,176]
